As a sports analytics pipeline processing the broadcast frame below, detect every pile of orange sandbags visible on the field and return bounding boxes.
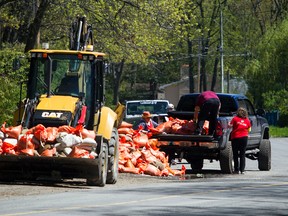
[0,122,97,159]
[118,121,186,177]
[0,119,189,177]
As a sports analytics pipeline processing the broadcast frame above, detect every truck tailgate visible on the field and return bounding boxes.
[152,134,215,142]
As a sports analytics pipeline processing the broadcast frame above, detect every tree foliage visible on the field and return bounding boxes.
[246,18,288,107]
[1,0,288,124]
[0,46,29,125]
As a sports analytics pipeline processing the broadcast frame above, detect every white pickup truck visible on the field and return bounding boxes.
[124,99,170,129]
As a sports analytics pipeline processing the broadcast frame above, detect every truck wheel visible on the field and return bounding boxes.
[189,159,204,173]
[106,128,119,184]
[87,142,108,187]
[258,139,271,171]
[219,141,233,174]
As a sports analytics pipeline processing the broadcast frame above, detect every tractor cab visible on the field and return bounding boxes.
[18,49,106,129]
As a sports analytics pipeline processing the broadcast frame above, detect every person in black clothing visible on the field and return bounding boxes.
[193,91,221,135]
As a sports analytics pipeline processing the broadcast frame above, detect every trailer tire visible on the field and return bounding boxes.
[87,142,108,187]
[219,141,233,174]
[106,128,119,184]
[258,139,271,171]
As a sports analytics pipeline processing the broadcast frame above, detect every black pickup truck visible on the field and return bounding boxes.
[153,93,271,174]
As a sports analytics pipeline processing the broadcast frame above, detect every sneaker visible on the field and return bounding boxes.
[233,170,239,174]
[240,171,246,174]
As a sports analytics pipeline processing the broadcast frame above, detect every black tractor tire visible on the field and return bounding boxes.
[219,141,233,174]
[106,128,119,184]
[189,159,204,173]
[258,139,271,171]
[87,142,108,187]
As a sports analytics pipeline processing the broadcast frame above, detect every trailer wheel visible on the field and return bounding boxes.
[106,128,119,184]
[87,142,108,187]
[258,139,271,171]
[219,141,233,174]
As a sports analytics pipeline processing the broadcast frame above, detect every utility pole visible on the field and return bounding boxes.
[220,10,224,93]
[197,38,201,92]
[188,40,194,93]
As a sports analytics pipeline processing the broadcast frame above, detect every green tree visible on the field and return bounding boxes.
[263,90,288,127]
[0,47,28,125]
[246,18,288,107]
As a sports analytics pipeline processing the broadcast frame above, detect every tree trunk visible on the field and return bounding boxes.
[188,39,194,93]
[113,59,125,105]
[211,57,219,91]
[24,0,50,52]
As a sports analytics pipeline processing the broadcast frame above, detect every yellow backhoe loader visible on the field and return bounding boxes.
[0,16,125,186]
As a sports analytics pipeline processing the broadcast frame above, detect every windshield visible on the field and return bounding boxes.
[32,54,92,103]
[126,101,169,115]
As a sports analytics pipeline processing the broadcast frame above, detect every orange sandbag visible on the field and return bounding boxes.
[32,124,48,142]
[132,132,148,148]
[34,128,48,142]
[160,168,170,176]
[1,141,16,155]
[41,147,56,157]
[180,120,196,134]
[124,159,135,168]
[148,139,159,150]
[119,148,132,160]
[141,148,157,164]
[143,163,161,176]
[16,134,35,156]
[149,147,166,163]
[1,122,22,139]
[58,125,76,134]
[118,127,134,135]
[166,164,186,176]
[156,121,174,133]
[19,148,34,156]
[118,164,140,174]
[75,124,96,139]
[130,149,142,166]
[171,123,182,134]
[119,121,133,128]
[29,124,45,134]
[68,146,90,158]
[46,127,59,143]
[83,128,96,139]
[119,142,133,148]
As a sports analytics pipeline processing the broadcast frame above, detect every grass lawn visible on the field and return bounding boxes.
[269,126,288,137]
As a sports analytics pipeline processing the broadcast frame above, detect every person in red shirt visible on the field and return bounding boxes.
[229,107,251,174]
[193,91,221,135]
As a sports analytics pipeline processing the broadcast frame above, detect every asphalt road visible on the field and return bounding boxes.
[0,138,287,216]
